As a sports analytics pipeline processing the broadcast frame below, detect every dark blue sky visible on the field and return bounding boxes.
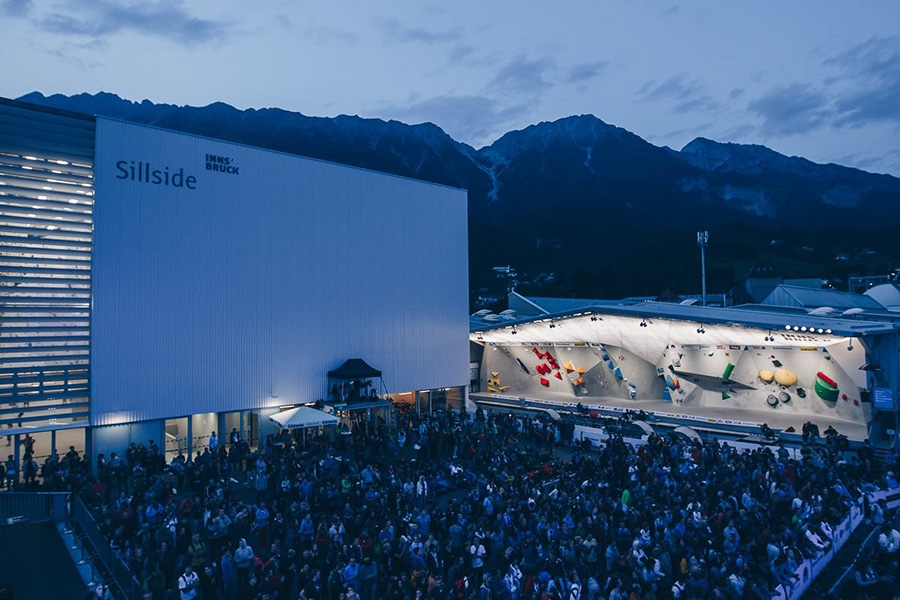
[2,0,899,175]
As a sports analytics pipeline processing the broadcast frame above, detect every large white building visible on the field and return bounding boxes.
[0,98,469,463]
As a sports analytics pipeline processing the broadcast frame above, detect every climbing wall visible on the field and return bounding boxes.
[482,335,868,427]
[482,343,663,401]
[656,342,866,422]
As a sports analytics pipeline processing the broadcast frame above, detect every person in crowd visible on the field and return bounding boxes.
[4,455,16,490]
[877,524,900,554]
[177,565,199,600]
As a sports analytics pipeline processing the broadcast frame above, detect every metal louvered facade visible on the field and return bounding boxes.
[0,99,95,430]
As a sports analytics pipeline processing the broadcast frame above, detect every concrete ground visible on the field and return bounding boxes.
[0,521,87,599]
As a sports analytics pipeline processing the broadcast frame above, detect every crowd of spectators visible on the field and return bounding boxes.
[1,439,92,493]
[848,489,899,599]
[9,406,900,600]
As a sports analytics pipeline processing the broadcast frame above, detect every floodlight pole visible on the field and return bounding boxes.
[698,231,709,307]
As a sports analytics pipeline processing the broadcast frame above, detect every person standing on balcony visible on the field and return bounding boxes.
[4,455,16,489]
[22,453,37,490]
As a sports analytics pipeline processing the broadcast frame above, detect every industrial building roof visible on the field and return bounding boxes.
[509,294,629,316]
[865,283,900,312]
[761,285,884,311]
[471,293,899,338]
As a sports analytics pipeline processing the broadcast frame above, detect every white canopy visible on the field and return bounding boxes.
[269,406,340,430]
[673,425,701,442]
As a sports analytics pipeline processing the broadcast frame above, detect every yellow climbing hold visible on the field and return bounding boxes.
[774,369,797,387]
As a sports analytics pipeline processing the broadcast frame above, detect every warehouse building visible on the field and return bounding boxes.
[0,98,469,465]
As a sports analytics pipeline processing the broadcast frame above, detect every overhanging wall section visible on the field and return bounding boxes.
[0,99,94,428]
[91,119,469,425]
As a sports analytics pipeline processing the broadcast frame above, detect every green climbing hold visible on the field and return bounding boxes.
[722,363,735,380]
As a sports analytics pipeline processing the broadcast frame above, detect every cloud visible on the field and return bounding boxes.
[673,95,721,113]
[720,123,755,140]
[422,4,448,16]
[0,0,31,17]
[636,74,721,113]
[747,83,830,136]
[825,35,900,127]
[729,87,745,100]
[487,55,554,97]
[75,38,109,52]
[658,122,712,140]
[661,5,679,17]
[35,38,105,70]
[729,36,899,142]
[379,18,460,44]
[448,44,475,63]
[35,0,231,46]
[880,149,900,175]
[837,148,900,175]
[847,155,882,170]
[44,47,104,70]
[378,94,528,147]
[445,44,498,69]
[564,61,608,84]
[304,24,359,45]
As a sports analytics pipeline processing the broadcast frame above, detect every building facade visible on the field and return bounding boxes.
[1,98,470,464]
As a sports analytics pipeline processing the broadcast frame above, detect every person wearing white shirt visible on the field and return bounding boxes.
[178,565,200,600]
[804,527,827,553]
[878,526,900,554]
[631,539,647,563]
[469,538,486,574]
[416,475,429,508]
[728,571,746,597]
[818,520,833,541]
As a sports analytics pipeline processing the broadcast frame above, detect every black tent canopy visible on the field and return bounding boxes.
[327,359,384,404]
[327,358,382,380]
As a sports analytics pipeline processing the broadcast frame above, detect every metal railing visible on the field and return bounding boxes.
[0,492,69,525]
[70,495,142,600]
[165,429,258,458]
[828,487,900,596]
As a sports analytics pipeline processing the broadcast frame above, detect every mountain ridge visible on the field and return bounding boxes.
[16,91,900,302]
[23,91,897,182]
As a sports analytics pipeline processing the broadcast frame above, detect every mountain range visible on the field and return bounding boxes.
[19,92,900,303]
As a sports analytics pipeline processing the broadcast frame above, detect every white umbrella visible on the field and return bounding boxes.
[269,406,340,430]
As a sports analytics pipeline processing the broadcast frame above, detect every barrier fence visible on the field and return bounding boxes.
[0,492,69,525]
[827,487,900,596]
[70,495,142,600]
[164,429,259,459]
[772,486,900,600]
